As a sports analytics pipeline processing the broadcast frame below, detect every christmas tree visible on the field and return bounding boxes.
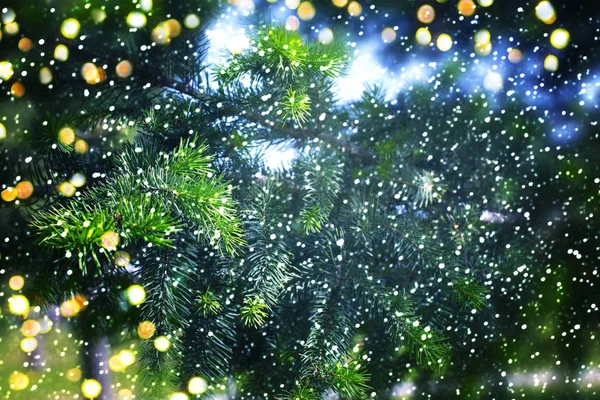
[1,0,597,399]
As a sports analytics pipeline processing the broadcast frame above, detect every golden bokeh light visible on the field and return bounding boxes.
[21,319,41,337]
[298,2,316,20]
[188,376,208,394]
[39,67,53,85]
[11,82,25,98]
[101,231,120,250]
[154,335,171,352]
[535,1,556,24]
[59,127,76,146]
[544,54,559,71]
[54,44,69,61]
[18,37,33,52]
[508,48,523,63]
[138,320,156,339]
[417,5,435,24]
[550,28,569,49]
[9,275,25,290]
[458,0,476,16]
[0,61,15,80]
[9,372,29,391]
[127,12,147,29]
[126,284,146,305]
[348,1,362,16]
[59,182,77,197]
[61,18,81,39]
[184,14,201,29]
[8,294,30,315]
[436,33,453,51]
[16,181,34,199]
[81,379,102,398]
[20,337,38,352]
[381,27,397,43]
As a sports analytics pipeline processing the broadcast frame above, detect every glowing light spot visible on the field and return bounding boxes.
[298,2,316,20]
[127,12,147,29]
[21,319,41,337]
[59,182,77,197]
[0,61,15,80]
[81,62,102,84]
[18,38,33,52]
[119,350,135,366]
[458,0,476,16]
[286,0,300,9]
[9,295,29,315]
[477,0,494,6]
[154,335,171,352]
[109,355,126,372]
[226,34,250,54]
[67,368,82,382]
[81,379,102,399]
[4,22,19,36]
[535,1,556,24]
[39,67,53,85]
[60,298,81,317]
[39,318,53,334]
[332,0,348,6]
[381,27,397,43]
[114,251,131,266]
[138,321,156,339]
[550,28,569,49]
[54,44,69,61]
[9,275,24,290]
[318,28,334,44]
[417,5,436,24]
[74,139,89,154]
[1,187,17,202]
[152,22,171,45]
[184,14,200,29]
[70,173,87,188]
[169,394,189,400]
[475,41,492,56]
[11,82,25,98]
[285,15,300,31]
[20,337,38,352]
[61,18,81,39]
[508,48,523,63]
[9,372,29,391]
[166,19,182,37]
[141,0,153,11]
[91,9,106,24]
[188,377,208,394]
[0,123,6,140]
[416,28,432,45]
[474,29,490,44]
[348,1,362,16]
[59,127,76,145]
[483,71,503,92]
[101,231,120,251]
[544,54,559,71]
[436,33,453,51]
[1,8,16,24]
[118,389,134,400]
[16,181,34,199]
[126,285,146,305]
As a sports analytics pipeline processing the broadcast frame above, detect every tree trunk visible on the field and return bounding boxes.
[81,336,113,399]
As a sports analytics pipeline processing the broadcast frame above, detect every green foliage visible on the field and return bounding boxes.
[328,360,371,400]
[217,25,348,124]
[196,288,223,317]
[296,150,343,233]
[244,177,294,307]
[239,296,269,328]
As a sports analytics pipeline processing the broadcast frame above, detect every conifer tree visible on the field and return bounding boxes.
[0,1,531,399]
